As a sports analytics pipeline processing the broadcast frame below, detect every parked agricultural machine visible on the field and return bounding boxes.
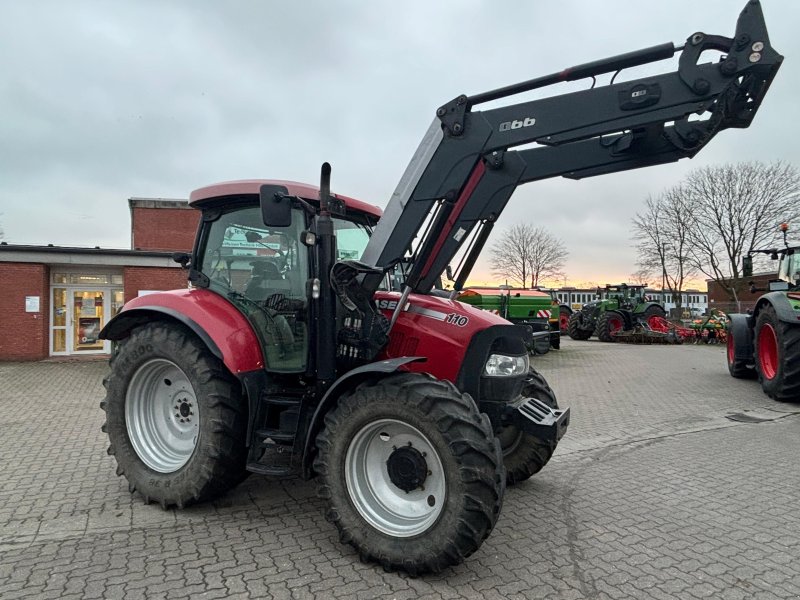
[567,284,668,342]
[458,288,560,352]
[98,2,779,574]
[727,224,800,401]
[690,311,728,343]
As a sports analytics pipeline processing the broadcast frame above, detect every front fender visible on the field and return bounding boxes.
[301,357,425,478]
[100,288,264,375]
[755,292,800,324]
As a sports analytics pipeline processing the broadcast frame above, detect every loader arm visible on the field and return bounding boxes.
[361,0,782,295]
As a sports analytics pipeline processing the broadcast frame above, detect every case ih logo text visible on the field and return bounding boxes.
[499,117,536,132]
[445,313,469,327]
[377,299,399,310]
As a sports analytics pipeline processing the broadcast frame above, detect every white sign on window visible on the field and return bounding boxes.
[25,296,40,313]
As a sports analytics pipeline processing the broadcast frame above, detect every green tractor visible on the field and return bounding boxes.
[567,284,666,342]
[727,225,800,401]
[458,287,560,353]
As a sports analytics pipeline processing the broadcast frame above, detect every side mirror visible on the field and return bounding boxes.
[260,184,292,227]
[742,255,753,278]
[172,252,191,269]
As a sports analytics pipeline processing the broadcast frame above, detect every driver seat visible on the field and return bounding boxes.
[245,261,284,301]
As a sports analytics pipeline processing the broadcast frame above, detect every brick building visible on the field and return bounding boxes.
[0,199,199,360]
[707,271,779,314]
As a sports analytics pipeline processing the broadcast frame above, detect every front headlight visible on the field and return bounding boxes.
[483,353,529,377]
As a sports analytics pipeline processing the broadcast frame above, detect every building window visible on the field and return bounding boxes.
[69,274,111,285]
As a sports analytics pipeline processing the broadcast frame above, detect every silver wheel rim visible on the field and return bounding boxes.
[345,419,445,538]
[125,358,199,473]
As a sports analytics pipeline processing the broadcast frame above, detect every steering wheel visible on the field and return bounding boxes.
[265,293,287,311]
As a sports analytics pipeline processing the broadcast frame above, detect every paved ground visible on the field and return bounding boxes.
[1,339,799,599]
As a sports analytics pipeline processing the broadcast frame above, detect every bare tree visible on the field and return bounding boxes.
[490,224,568,288]
[684,161,800,301]
[632,188,697,313]
[629,267,653,287]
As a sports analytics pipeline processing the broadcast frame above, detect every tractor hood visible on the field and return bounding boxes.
[375,290,526,383]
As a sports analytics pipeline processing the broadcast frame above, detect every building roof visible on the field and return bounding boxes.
[0,243,179,268]
[128,198,192,210]
[189,179,383,218]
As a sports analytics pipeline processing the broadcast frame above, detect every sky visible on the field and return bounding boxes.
[1,0,797,288]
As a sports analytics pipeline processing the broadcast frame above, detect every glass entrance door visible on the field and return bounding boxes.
[71,290,106,353]
[51,288,68,354]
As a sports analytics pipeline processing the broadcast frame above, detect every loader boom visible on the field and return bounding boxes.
[361,0,782,295]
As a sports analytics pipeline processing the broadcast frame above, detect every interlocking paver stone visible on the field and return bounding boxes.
[1,340,799,598]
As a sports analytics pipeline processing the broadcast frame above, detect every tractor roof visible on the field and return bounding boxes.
[189,179,383,219]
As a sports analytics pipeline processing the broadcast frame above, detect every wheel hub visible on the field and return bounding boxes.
[176,399,193,421]
[386,445,428,493]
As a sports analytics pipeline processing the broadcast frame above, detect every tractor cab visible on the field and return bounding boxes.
[187,180,380,375]
[601,284,647,310]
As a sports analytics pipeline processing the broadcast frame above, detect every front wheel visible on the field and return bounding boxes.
[314,373,504,574]
[567,312,592,340]
[754,307,800,401]
[101,322,249,508]
[597,311,625,342]
[496,369,560,485]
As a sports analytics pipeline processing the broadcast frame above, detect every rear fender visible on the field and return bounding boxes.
[754,293,800,324]
[727,313,754,362]
[301,357,424,478]
[99,288,264,375]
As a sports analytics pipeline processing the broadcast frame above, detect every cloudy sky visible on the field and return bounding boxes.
[1,0,797,287]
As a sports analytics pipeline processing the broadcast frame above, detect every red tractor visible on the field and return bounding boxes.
[99,2,780,574]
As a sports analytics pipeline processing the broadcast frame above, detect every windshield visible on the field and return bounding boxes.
[334,218,371,261]
[779,251,800,286]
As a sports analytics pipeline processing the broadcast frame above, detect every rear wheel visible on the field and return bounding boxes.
[597,311,625,342]
[497,369,559,485]
[314,372,504,574]
[567,312,592,340]
[754,307,800,401]
[101,322,249,508]
[727,327,756,379]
